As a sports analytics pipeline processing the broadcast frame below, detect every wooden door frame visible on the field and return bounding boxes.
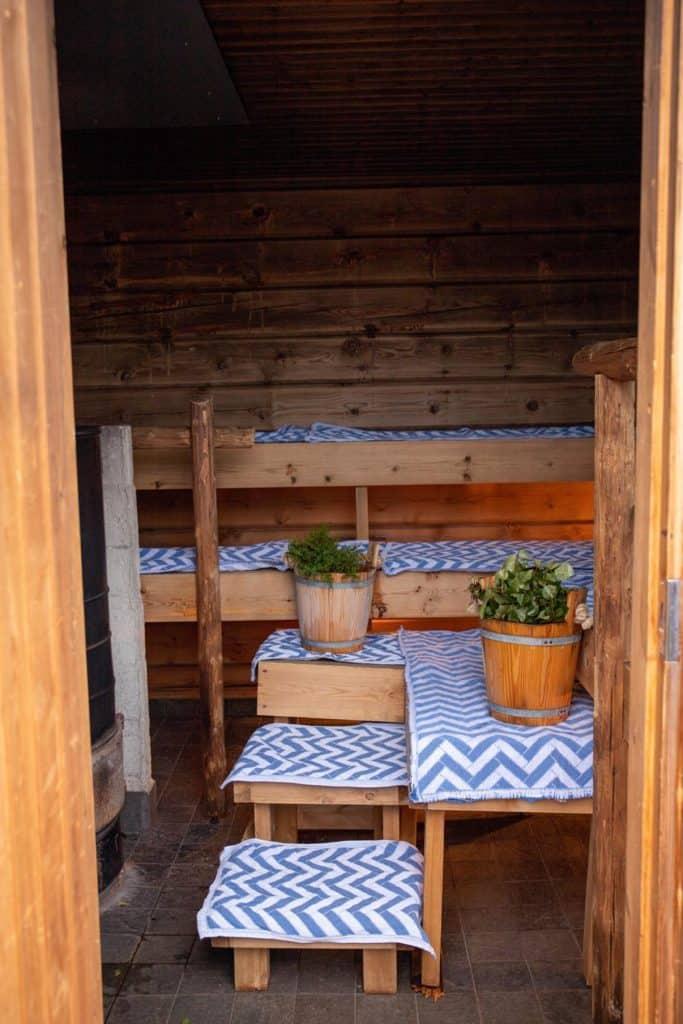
[624,0,683,1021]
[0,1,102,1021]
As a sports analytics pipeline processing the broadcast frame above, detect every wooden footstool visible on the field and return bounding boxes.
[197,838,433,993]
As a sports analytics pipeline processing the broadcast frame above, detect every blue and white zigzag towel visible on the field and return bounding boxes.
[225,722,408,789]
[255,423,594,443]
[197,838,433,954]
[251,628,404,680]
[401,628,593,805]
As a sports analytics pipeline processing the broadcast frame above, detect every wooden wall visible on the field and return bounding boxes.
[67,182,638,429]
[66,180,636,698]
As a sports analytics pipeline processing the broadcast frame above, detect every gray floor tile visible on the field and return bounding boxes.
[478,990,544,1023]
[147,906,200,935]
[466,930,523,964]
[134,934,195,965]
[178,962,235,995]
[102,964,129,999]
[527,960,587,991]
[229,993,296,1024]
[472,961,533,991]
[356,993,418,1024]
[169,993,233,1024]
[538,990,592,1023]
[108,994,174,1024]
[120,963,185,996]
[416,991,480,1023]
[518,931,580,961]
[293,994,354,1024]
[298,950,356,993]
[101,932,141,963]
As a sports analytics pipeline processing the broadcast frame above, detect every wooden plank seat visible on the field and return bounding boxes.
[198,838,434,993]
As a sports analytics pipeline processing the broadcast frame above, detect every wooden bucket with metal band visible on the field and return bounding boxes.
[479,586,586,727]
[294,570,376,654]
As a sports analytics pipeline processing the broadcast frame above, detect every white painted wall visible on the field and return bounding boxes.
[100,427,154,813]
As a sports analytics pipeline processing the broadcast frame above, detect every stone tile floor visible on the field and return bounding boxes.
[101,707,592,1024]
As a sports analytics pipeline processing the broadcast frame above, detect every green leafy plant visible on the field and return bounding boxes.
[287,526,368,582]
[468,550,575,625]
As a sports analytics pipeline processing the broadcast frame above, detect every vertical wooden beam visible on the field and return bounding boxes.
[625,1,683,1021]
[421,808,445,988]
[355,485,370,539]
[191,399,226,817]
[591,375,635,1022]
[0,2,102,1021]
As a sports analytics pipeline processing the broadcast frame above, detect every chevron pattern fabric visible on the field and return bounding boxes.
[255,425,310,443]
[307,422,595,442]
[139,541,291,575]
[251,628,404,680]
[225,722,408,789]
[401,628,594,804]
[197,838,433,953]
[383,540,593,576]
[254,423,594,443]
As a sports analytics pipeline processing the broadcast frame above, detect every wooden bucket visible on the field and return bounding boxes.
[479,586,586,727]
[294,570,376,654]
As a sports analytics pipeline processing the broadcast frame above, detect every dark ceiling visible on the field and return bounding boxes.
[61,0,645,190]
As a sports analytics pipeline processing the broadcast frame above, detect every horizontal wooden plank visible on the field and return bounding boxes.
[132,426,254,448]
[137,481,593,545]
[572,336,638,380]
[67,232,637,293]
[134,437,594,490]
[86,379,597,429]
[69,280,637,342]
[141,568,478,621]
[72,331,619,388]
[257,660,406,722]
[64,183,640,243]
[233,781,405,805]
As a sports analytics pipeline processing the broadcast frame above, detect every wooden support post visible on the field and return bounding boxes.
[591,375,635,1021]
[355,485,370,539]
[421,809,445,988]
[362,949,398,993]
[400,807,418,846]
[191,398,227,817]
[0,1,102,1019]
[254,804,273,840]
[382,805,401,840]
[272,805,298,843]
[234,949,270,991]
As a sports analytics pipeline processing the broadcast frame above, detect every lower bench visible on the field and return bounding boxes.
[197,838,434,993]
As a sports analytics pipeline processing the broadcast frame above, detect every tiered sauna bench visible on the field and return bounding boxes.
[133,414,598,987]
[249,624,594,987]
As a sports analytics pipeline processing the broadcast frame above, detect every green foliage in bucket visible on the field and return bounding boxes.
[287,526,367,582]
[468,550,574,625]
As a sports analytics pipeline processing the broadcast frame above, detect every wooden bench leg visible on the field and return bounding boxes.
[234,948,270,991]
[273,805,298,843]
[254,803,273,840]
[421,808,445,988]
[382,805,401,840]
[362,948,398,993]
[400,807,418,845]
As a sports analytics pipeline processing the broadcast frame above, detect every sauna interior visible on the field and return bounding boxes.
[55,1,647,1021]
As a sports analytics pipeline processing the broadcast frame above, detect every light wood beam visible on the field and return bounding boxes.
[0,2,102,1020]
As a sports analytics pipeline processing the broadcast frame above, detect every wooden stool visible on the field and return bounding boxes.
[198,838,433,993]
